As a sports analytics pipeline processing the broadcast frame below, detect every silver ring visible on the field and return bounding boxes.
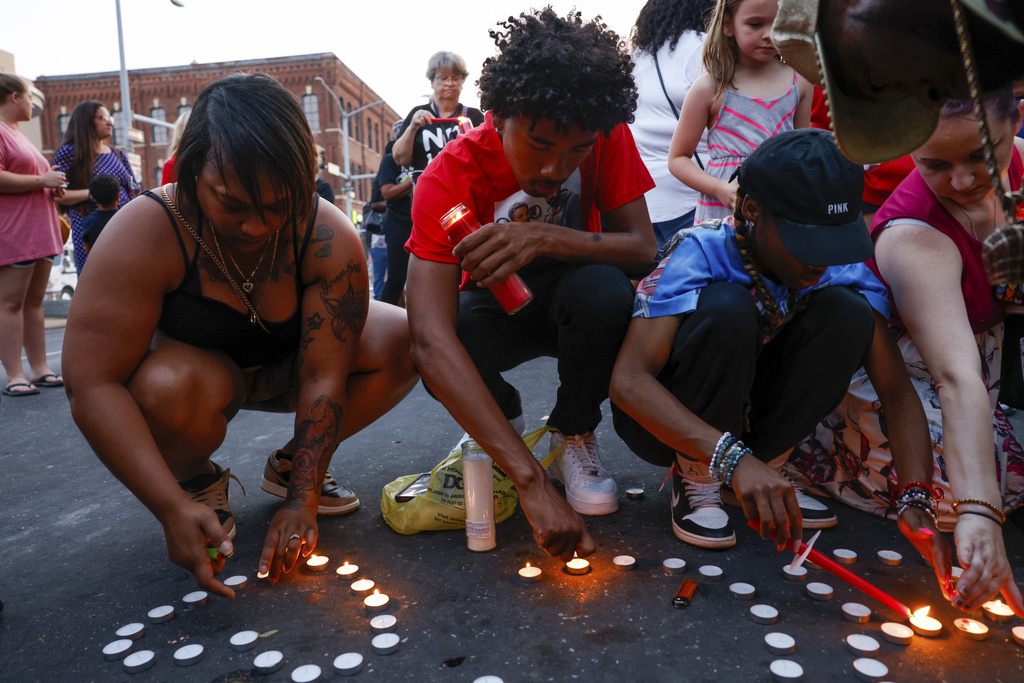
[289,533,302,541]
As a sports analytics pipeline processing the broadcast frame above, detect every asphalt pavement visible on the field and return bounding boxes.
[1,323,1023,682]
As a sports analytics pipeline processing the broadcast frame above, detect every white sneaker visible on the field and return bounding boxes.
[549,431,619,516]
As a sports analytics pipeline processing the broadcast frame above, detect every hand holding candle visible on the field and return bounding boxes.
[441,204,533,314]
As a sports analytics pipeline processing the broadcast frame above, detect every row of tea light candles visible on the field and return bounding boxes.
[305,550,1022,646]
[297,555,391,613]
[515,550,1024,645]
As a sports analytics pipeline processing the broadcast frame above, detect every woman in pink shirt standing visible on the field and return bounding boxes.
[0,74,67,396]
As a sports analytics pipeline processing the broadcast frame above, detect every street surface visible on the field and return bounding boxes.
[1,324,1023,681]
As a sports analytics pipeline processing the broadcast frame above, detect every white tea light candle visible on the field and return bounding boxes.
[876,550,902,566]
[698,565,723,582]
[852,658,888,683]
[115,623,145,641]
[102,639,133,661]
[613,555,636,571]
[182,591,208,606]
[750,604,779,624]
[230,630,259,652]
[173,644,204,667]
[769,658,803,681]
[371,632,400,655]
[370,614,397,634]
[146,605,175,623]
[764,632,796,655]
[253,650,285,674]
[662,558,686,575]
[123,650,156,674]
[291,664,322,682]
[842,602,872,623]
[846,634,880,657]
[880,622,913,645]
[333,652,364,677]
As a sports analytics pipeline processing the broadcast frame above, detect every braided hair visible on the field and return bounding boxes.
[731,188,804,338]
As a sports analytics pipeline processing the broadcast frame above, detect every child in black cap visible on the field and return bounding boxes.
[80,173,121,253]
[610,129,943,563]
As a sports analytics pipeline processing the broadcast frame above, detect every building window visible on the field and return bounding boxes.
[154,166,163,187]
[112,110,127,146]
[346,103,352,138]
[150,107,167,144]
[177,104,192,117]
[375,122,380,153]
[302,94,320,132]
[355,113,361,143]
[57,114,70,142]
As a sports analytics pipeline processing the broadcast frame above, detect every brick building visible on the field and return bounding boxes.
[33,53,402,211]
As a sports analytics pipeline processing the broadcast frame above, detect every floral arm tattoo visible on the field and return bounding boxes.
[284,395,344,509]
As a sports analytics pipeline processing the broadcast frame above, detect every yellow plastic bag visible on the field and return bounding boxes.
[380,426,562,535]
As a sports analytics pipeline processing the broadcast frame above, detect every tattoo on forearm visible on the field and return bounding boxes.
[319,260,367,342]
[592,233,602,242]
[284,395,344,509]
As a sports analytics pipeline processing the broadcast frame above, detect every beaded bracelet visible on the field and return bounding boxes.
[717,442,746,482]
[898,500,938,524]
[951,498,1006,524]
[897,481,942,500]
[897,489,936,511]
[710,432,735,480]
[956,509,1004,525]
[723,446,750,487]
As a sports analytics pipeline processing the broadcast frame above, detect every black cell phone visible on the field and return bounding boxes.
[394,473,430,502]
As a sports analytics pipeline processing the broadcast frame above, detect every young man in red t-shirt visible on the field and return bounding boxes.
[406,8,656,560]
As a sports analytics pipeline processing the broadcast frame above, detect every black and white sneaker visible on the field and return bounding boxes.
[791,484,837,529]
[671,462,736,548]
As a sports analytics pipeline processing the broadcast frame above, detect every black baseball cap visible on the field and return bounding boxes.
[738,129,872,267]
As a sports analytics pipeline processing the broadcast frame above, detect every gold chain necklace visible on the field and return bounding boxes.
[159,186,270,332]
[207,219,278,294]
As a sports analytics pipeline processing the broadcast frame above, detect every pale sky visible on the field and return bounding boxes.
[6,0,648,117]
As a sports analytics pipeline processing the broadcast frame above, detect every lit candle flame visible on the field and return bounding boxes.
[525,563,531,568]
[914,606,930,618]
[373,589,379,596]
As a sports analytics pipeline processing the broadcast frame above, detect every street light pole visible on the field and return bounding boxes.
[114,0,132,153]
[114,0,183,154]
[314,76,384,219]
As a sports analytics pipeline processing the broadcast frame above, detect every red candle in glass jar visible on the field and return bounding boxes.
[440,203,533,314]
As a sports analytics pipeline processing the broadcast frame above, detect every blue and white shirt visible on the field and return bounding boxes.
[634,218,889,340]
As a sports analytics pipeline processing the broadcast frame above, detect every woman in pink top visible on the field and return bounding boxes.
[0,74,66,396]
[791,91,1024,617]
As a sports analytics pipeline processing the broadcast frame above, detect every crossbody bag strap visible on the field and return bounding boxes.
[654,51,705,172]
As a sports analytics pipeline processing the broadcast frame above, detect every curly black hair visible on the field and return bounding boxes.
[478,7,637,133]
[631,0,717,55]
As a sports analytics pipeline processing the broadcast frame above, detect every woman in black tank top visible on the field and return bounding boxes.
[62,73,417,594]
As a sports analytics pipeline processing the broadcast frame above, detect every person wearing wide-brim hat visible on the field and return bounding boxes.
[611,129,941,573]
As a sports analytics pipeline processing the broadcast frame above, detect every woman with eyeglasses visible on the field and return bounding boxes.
[391,51,485,173]
[53,101,139,275]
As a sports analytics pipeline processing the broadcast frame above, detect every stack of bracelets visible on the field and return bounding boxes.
[951,498,1006,525]
[896,481,941,523]
[710,432,751,487]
